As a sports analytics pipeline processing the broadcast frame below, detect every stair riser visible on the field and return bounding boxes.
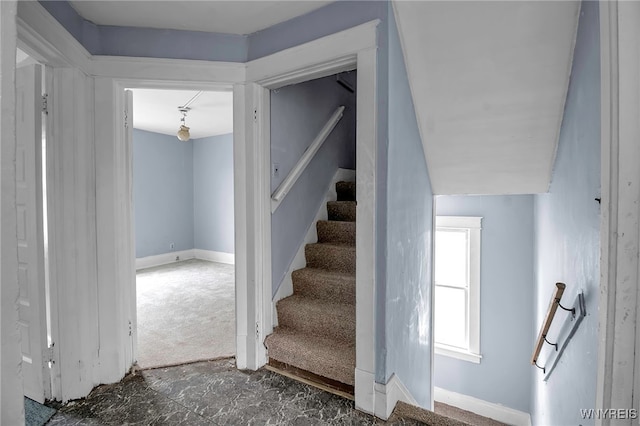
[264,333,355,386]
[292,270,355,305]
[327,202,356,222]
[276,300,355,342]
[317,221,356,245]
[306,245,356,274]
[336,181,356,202]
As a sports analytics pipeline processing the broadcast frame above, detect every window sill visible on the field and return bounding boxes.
[435,345,482,364]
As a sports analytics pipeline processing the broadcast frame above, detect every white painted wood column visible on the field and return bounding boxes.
[93,77,136,385]
[597,1,640,424]
[233,82,271,370]
[1,1,26,424]
[355,47,377,416]
[47,67,100,401]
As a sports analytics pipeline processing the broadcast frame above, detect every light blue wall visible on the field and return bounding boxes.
[382,5,433,407]
[270,74,356,295]
[531,2,600,425]
[434,195,534,413]
[98,26,248,62]
[38,1,248,62]
[247,1,388,60]
[133,130,234,258]
[39,0,386,62]
[46,0,431,401]
[193,134,235,254]
[133,129,194,258]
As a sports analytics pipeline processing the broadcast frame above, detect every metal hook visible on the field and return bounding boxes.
[556,298,576,317]
[534,360,545,374]
[543,335,558,351]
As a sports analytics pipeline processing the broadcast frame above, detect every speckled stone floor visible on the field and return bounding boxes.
[46,358,425,425]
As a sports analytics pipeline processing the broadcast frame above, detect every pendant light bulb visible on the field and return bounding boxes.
[177,125,190,142]
[177,107,191,142]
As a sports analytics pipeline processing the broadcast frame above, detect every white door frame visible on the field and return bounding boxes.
[245,19,380,413]
[597,2,640,424]
[1,1,25,424]
[101,77,237,372]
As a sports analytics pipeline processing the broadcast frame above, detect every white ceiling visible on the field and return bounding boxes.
[394,1,579,195]
[69,1,332,35]
[131,89,233,139]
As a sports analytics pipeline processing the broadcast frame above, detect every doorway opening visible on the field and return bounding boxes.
[129,87,236,369]
[265,70,358,393]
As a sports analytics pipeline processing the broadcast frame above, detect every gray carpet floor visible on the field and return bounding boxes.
[136,259,235,369]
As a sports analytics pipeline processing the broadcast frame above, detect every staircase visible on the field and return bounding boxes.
[265,180,356,393]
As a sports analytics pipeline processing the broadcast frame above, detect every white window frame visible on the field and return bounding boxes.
[434,216,482,364]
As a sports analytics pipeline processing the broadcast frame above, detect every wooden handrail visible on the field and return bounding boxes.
[271,106,345,213]
[531,282,574,370]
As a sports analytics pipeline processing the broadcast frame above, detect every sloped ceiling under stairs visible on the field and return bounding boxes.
[393,1,580,195]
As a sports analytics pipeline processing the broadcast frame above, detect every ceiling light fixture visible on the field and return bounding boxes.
[176,91,204,142]
[177,107,191,141]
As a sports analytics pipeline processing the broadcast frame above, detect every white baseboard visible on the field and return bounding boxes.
[374,374,419,420]
[193,249,235,265]
[271,168,356,326]
[136,248,235,270]
[135,249,196,270]
[434,387,531,426]
[355,368,376,415]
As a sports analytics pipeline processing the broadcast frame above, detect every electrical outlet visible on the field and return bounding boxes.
[170,242,174,249]
[272,163,280,178]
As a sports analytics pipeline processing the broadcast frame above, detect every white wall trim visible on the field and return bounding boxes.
[1,1,25,423]
[251,24,379,414]
[193,249,235,265]
[272,168,355,326]
[354,46,378,415]
[246,20,378,88]
[374,374,419,420]
[434,387,532,426]
[135,249,235,270]
[89,56,246,83]
[135,249,196,270]
[596,2,640,424]
[16,1,91,72]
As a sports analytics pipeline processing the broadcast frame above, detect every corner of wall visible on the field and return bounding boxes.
[374,373,419,420]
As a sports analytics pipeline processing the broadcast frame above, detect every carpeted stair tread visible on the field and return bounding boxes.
[292,268,355,304]
[265,329,355,386]
[336,181,356,201]
[276,294,355,341]
[327,201,356,222]
[305,243,356,274]
[390,401,471,426]
[317,220,356,245]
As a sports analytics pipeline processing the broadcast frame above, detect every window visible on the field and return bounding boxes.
[434,216,482,363]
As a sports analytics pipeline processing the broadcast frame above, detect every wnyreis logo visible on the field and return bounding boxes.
[580,408,638,420]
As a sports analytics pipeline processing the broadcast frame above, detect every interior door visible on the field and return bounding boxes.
[16,63,49,403]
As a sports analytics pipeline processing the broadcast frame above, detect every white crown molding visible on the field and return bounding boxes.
[246,19,380,88]
[16,0,91,72]
[17,1,245,84]
[89,56,246,84]
[434,387,532,426]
